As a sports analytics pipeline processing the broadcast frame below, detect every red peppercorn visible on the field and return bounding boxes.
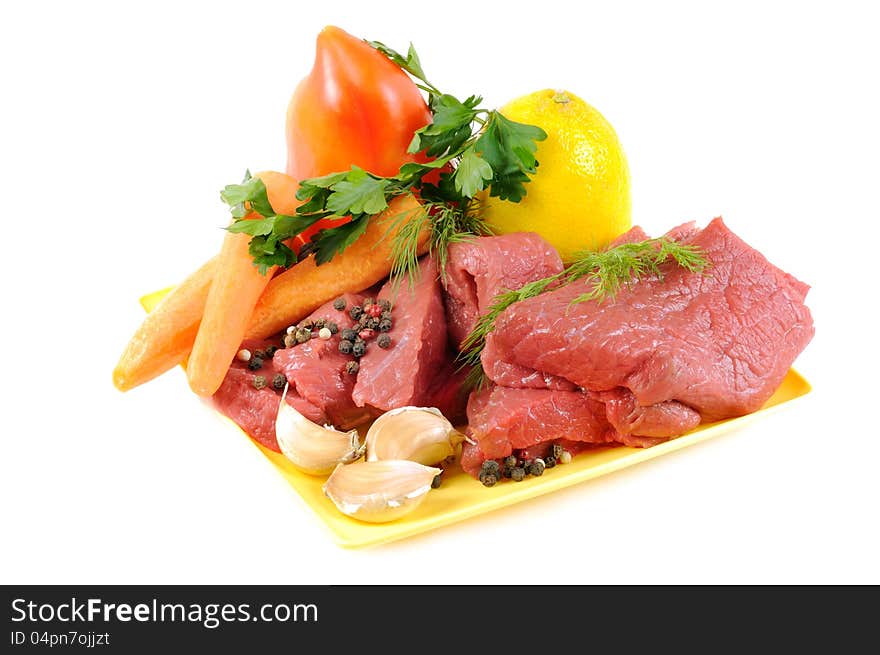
[368,304,383,318]
[359,329,376,340]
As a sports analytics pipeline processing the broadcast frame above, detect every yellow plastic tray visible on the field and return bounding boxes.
[140,289,812,548]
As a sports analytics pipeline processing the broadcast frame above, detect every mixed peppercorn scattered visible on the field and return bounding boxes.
[242,296,397,390]
[479,444,572,487]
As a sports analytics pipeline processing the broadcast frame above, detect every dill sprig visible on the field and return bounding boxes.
[459,237,710,387]
[386,198,494,289]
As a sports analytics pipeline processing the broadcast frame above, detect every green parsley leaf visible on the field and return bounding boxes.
[475,112,547,202]
[454,150,493,198]
[324,168,391,215]
[226,217,276,236]
[367,41,430,86]
[311,216,370,265]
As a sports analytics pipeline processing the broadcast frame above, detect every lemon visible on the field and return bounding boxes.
[480,89,631,262]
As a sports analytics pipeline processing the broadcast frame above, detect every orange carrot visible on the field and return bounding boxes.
[113,256,218,392]
[186,171,301,396]
[246,195,428,340]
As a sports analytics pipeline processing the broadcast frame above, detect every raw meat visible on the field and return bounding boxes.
[443,232,563,348]
[273,292,372,430]
[352,256,449,412]
[482,217,814,421]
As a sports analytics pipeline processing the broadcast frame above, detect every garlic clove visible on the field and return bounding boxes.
[365,406,465,465]
[275,386,364,475]
[323,460,441,523]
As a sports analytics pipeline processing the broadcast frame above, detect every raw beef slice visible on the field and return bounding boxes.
[352,255,449,412]
[443,232,563,348]
[483,217,814,421]
[272,292,372,430]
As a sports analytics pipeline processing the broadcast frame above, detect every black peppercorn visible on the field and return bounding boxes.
[529,459,546,476]
[340,328,357,342]
[511,467,526,482]
[338,339,353,355]
[551,443,564,460]
[333,297,346,311]
[352,340,367,358]
[504,455,518,468]
[378,319,392,332]
[544,455,557,469]
[349,305,364,320]
[478,471,498,487]
[377,334,392,349]
[247,357,264,371]
[379,299,392,311]
[272,373,286,390]
[345,360,359,375]
[327,322,339,335]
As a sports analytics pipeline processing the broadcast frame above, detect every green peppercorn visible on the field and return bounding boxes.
[252,375,267,390]
[299,319,314,331]
[379,299,392,311]
[341,328,357,342]
[283,334,296,348]
[345,360,359,375]
[544,455,557,469]
[478,471,498,487]
[338,339,353,355]
[551,443,564,460]
[511,466,526,482]
[377,334,391,349]
[295,327,311,344]
[378,319,392,332]
[481,460,500,476]
[333,297,346,311]
[529,459,546,476]
[431,474,442,489]
[327,322,339,335]
[503,455,518,468]
[313,318,326,329]
[247,357,264,371]
[349,305,363,320]
[352,340,367,358]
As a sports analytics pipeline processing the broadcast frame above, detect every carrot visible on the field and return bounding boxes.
[186,171,302,397]
[246,194,428,340]
[112,256,218,392]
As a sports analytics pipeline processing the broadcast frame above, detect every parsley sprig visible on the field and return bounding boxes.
[223,39,548,274]
[459,238,711,388]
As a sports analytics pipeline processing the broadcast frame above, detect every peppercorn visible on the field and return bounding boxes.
[283,334,296,348]
[263,345,278,358]
[252,349,266,360]
[345,360,360,375]
[363,298,374,307]
[299,319,314,331]
[379,299,392,311]
[338,339,353,355]
[522,459,533,473]
[236,349,251,363]
[327,322,339,335]
[478,471,498,487]
[529,458,546,476]
[544,455,557,469]
[352,340,367,358]
[357,314,370,327]
[503,455,518,468]
[313,318,326,329]
[378,319,393,332]
[272,373,286,390]
[381,309,392,320]
[377,334,392,349]
[551,443,564,461]
[349,305,364,320]
[511,466,526,482]
[295,327,311,344]
[560,450,572,465]
[431,474,442,489]
[481,460,500,476]
[252,375,267,389]
[341,328,357,342]
[248,356,264,371]
[333,297,346,311]
[318,327,332,340]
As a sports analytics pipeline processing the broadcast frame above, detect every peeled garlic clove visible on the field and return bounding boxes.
[275,386,364,475]
[323,460,440,523]
[365,406,465,465]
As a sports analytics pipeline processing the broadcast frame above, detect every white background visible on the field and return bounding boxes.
[1,0,877,584]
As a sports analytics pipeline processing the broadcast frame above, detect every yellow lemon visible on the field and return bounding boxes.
[480,89,631,262]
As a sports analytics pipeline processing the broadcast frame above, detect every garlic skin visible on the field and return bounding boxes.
[365,406,465,465]
[323,460,441,523]
[275,387,364,475]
